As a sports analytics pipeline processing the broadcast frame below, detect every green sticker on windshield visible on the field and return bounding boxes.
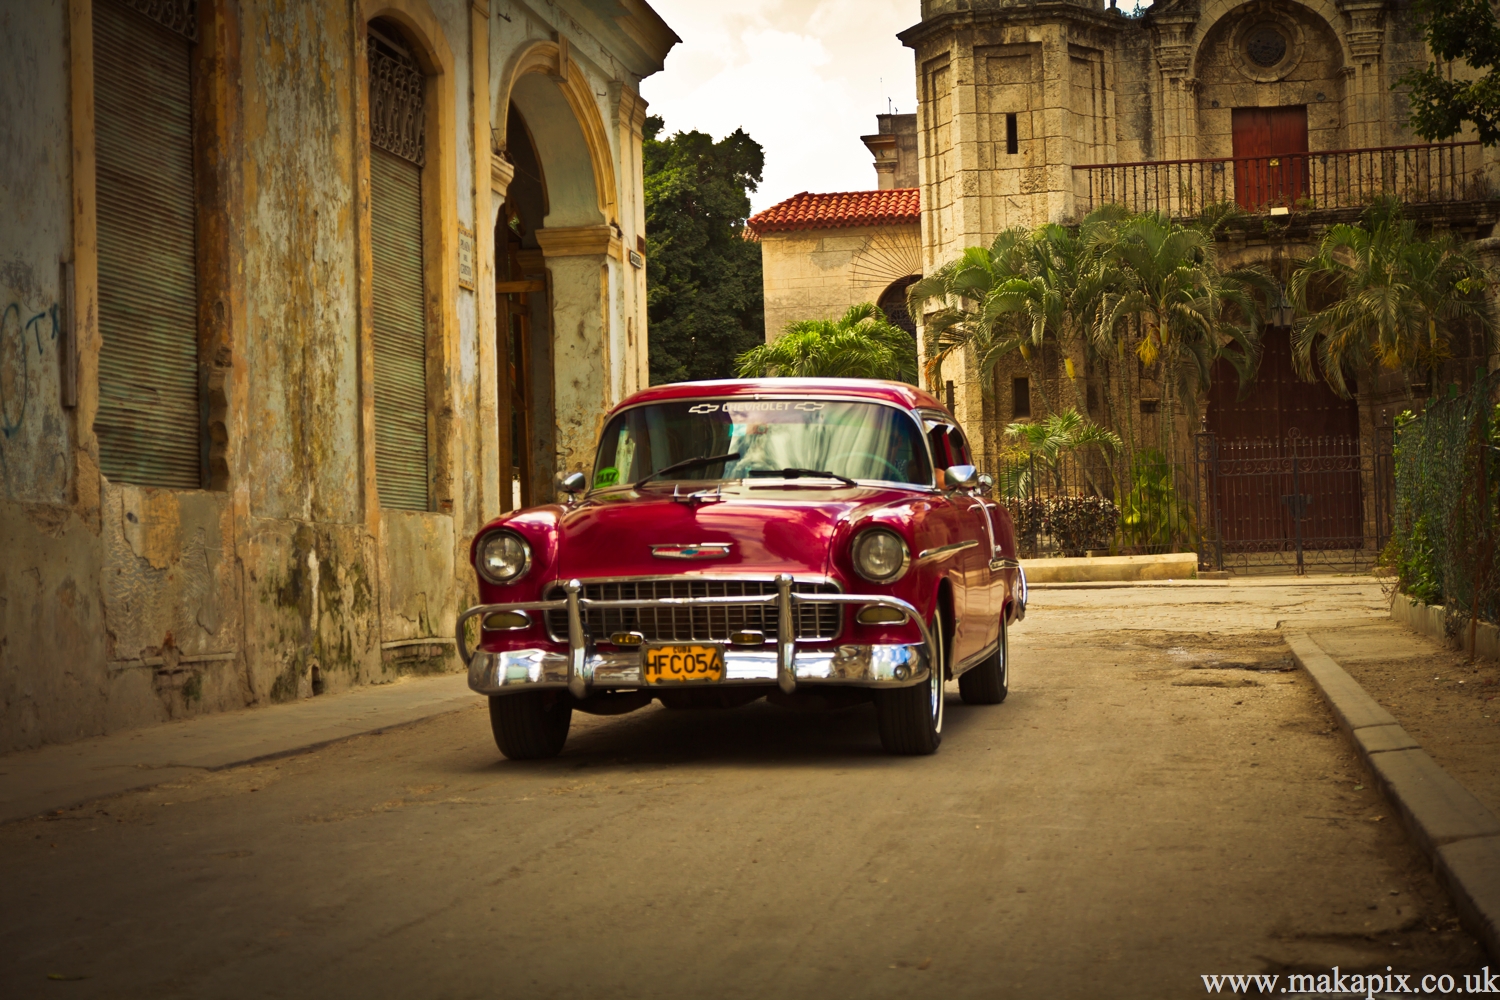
[594,466,619,488]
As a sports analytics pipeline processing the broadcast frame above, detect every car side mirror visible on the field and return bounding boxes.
[559,471,587,500]
[945,465,978,490]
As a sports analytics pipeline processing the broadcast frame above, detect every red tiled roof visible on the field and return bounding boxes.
[746,188,920,235]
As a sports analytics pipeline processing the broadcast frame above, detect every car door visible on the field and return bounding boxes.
[925,418,998,666]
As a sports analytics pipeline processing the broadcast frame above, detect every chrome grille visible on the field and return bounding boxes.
[545,578,842,643]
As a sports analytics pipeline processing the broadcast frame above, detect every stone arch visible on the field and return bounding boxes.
[493,41,617,227]
[1189,0,1353,75]
[1189,0,1351,164]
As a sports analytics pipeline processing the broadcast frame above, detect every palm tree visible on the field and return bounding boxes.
[734,302,918,382]
[1093,211,1271,456]
[1000,408,1123,498]
[1289,197,1490,398]
[906,230,1047,403]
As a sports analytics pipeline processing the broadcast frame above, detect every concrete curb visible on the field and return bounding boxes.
[1286,632,1500,962]
[1022,552,1199,583]
[0,673,476,825]
[1391,592,1500,662]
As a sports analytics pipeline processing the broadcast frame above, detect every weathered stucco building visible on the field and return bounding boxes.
[899,0,1500,469]
[748,186,924,341]
[0,0,675,750]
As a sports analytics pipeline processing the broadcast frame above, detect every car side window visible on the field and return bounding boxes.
[946,426,972,466]
[927,426,951,470]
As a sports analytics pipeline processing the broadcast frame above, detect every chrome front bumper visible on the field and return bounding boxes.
[457,574,935,698]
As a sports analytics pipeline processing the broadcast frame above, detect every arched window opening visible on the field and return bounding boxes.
[878,275,921,337]
[368,19,430,511]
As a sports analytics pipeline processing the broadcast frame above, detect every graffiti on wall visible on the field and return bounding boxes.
[0,259,66,496]
[0,300,58,439]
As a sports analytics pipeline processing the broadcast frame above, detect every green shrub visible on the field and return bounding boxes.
[1118,449,1197,553]
[1014,495,1120,556]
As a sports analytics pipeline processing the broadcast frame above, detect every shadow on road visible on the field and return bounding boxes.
[449,692,998,773]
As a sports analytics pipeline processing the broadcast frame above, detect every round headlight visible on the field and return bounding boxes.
[852,529,909,584]
[478,531,531,585]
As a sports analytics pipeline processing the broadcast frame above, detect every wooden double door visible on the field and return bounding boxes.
[1232,106,1309,210]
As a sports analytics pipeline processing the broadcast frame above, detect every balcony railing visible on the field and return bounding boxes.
[1072,142,1489,218]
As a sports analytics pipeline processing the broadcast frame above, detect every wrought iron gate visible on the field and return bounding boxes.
[1194,428,1394,574]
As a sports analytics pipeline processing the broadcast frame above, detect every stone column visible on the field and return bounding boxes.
[1152,11,1198,163]
[1340,0,1387,148]
[535,224,621,479]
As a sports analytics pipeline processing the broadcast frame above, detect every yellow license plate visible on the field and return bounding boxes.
[643,644,725,684]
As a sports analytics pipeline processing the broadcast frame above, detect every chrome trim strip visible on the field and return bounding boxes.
[954,637,999,676]
[918,539,979,563]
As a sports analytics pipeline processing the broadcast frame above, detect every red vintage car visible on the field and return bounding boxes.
[457,378,1026,758]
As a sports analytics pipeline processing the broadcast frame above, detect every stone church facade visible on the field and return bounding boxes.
[900,0,1500,469]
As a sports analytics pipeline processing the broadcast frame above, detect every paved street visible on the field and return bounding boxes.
[1,580,1484,998]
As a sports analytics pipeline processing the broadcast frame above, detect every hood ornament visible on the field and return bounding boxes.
[652,543,732,560]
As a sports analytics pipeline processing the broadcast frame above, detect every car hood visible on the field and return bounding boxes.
[546,484,917,581]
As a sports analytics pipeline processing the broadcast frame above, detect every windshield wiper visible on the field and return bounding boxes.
[636,452,741,487]
[747,468,857,488]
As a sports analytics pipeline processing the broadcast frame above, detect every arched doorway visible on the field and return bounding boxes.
[493,43,624,506]
[495,105,553,511]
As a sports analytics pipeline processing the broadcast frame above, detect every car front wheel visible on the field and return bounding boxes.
[874,610,945,755]
[489,691,572,760]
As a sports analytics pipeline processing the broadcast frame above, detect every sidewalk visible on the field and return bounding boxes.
[1286,622,1500,963]
[0,672,475,825]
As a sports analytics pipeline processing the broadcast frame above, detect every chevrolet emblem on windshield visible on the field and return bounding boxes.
[651,543,732,559]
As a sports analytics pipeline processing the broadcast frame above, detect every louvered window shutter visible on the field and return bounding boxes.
[368,31,429,511]
[92,0,203,489]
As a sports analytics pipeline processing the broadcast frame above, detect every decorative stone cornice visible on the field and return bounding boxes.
[897,0,1127,49]
[536,224,622,259]
[491,154,515,197]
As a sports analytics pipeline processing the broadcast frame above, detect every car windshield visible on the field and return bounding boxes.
[592,399,932,489]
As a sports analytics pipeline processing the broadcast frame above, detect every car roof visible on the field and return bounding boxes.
[611,378,947,416]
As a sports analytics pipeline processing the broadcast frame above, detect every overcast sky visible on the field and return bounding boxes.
[639,0,922,215]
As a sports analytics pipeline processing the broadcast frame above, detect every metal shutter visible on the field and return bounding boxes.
[369,30,429,511]
[92,0,202,489]
[370,148,429,510]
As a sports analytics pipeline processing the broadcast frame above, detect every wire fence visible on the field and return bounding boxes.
[1390,370,1500,630]
[993,447,1201,559]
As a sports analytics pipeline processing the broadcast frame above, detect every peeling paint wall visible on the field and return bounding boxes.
[0,0,674,752]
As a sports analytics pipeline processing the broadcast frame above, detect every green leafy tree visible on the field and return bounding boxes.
[1398,0,1500,144]
[734,303,917,382]
[644,116,765,383]
[1289,197,1490,397]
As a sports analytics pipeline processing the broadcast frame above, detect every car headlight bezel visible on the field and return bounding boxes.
[852,528,910,584]
[477,530,532,585]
